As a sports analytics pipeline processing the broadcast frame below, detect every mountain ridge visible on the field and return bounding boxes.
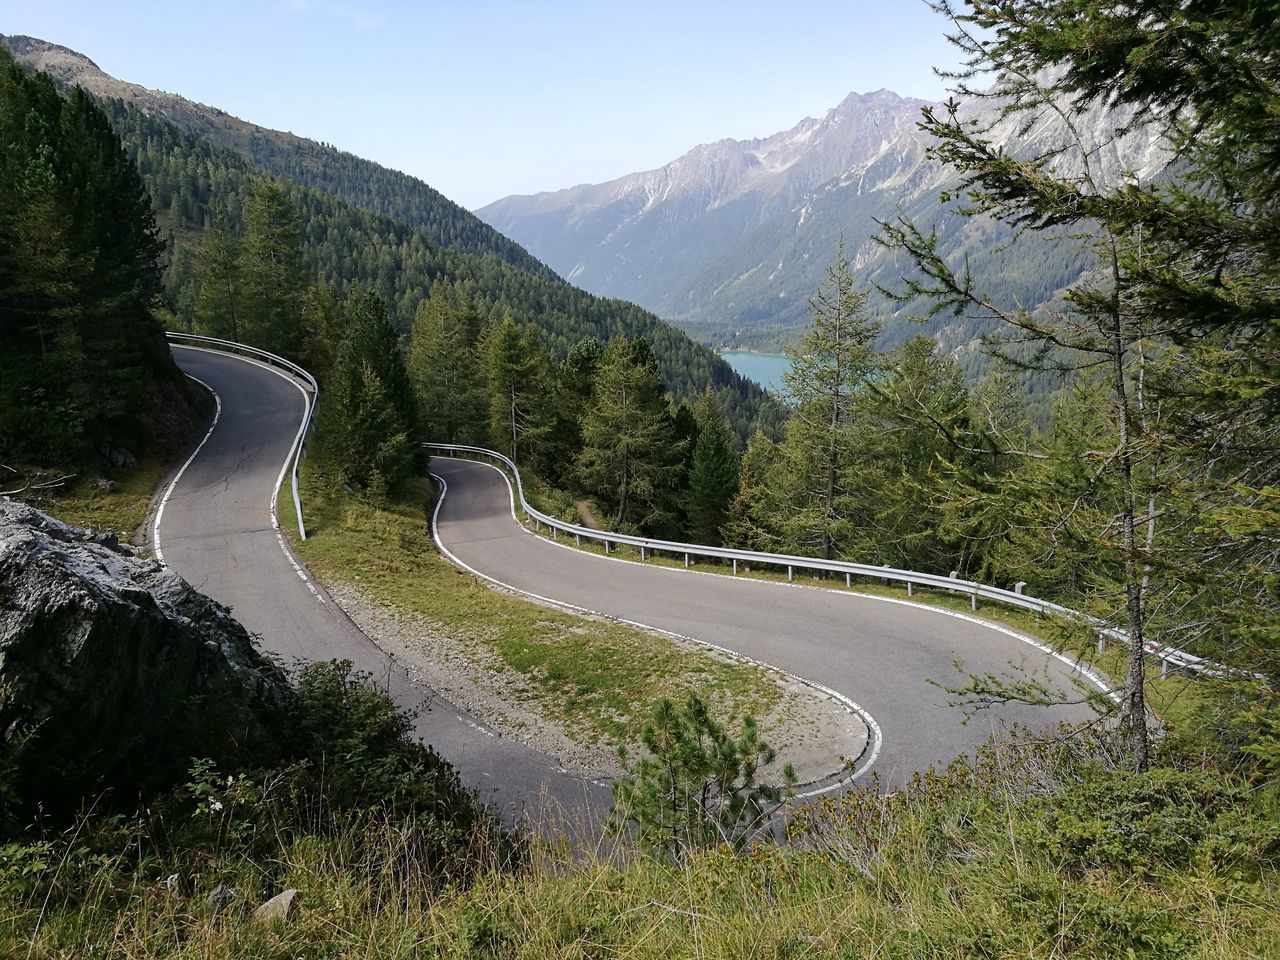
[0,33,556,279]
[2,34,782,438]
[479,80,1169,363]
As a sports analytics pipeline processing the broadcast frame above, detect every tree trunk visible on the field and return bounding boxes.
[1107,245,1149,773]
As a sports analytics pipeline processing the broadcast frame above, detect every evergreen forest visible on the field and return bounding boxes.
[0,53,198,467]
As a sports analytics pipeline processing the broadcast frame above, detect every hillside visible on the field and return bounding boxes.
[0,33,553,279]
[2,35,782,439]
[480,82,1169,364]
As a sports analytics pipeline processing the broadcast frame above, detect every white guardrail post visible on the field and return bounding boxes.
[426,441,1216,677]
[166,332,318,541]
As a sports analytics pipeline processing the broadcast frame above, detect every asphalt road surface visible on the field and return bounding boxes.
[432,456,1104,788]
[161,347,608,825]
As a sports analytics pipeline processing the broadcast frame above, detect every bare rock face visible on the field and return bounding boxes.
[0,500,289,817]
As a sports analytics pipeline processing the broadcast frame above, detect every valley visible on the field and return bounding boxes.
[1,6,1276,958]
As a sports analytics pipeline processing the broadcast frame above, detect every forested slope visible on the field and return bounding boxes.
[100,100,781,439]
[0,51,198,466]
[0,34,552,279]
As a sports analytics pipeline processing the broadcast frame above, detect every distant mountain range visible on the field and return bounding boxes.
[480,82,1170,363]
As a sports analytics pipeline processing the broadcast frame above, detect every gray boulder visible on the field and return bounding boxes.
[0,500,289,818]
[253,888,299,924]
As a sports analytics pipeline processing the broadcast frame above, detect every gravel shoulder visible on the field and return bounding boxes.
[323,577,868,787]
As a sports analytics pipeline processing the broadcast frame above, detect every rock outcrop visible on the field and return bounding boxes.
[0,501,289,817]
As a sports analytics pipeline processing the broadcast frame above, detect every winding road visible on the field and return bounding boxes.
[432,457,1099,787]
[160,345,1099,819]
[161,347,608,823]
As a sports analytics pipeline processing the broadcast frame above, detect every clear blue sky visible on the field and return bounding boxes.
[4,1,966,209]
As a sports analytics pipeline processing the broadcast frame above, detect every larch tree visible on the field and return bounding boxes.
[944,0,1280,751]
[193,220,242,342]
[542,336,603,487]
[407,285,485,445]
[777,239,880,560]
[483,313,551,465]
[316,292,417,496]
[873,0,1280,768]
[240,179,303,356]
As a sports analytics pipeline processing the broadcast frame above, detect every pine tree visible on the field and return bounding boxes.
[240,179,302,355]
[684,389,740,546]
[576,336,682,529]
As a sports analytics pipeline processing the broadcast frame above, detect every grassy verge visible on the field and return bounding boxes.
[8,455,171,545]
[291,463,786,751]
[8,734,1276,959]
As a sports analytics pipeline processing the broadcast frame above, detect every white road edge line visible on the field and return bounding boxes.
[163,346,325,603]
[430,467,881,798]
[153,373,220,566]
[456,456,1117,703]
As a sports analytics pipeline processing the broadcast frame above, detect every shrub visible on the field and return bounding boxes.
[609,692,795,860]
[1026,767,1279,878]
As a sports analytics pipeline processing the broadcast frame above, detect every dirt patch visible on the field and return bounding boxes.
[324,579,868,787]
[574,500,602,530]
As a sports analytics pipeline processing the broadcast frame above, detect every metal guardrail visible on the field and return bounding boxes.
[166,332,318,540]
[427,442,1212,677]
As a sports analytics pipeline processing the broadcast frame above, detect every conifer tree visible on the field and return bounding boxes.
[865,336,972,572]
[240,180,302,355]
[576,336,682,529]
[722,431,783,553]
[777,240,880,560]
[684,390,740,546]
[407,285,485,444]
[0,50,176,463]
[483,313,550,464]
[316,292,416,494]
[193,220,242,341]
[541,336,602,486]
[299,283,344,382]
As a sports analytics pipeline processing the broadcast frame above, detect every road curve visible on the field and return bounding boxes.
[160,347,608,822]
[432,456,1103,788]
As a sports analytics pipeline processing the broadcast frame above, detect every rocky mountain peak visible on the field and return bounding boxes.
[478,81,1168,356]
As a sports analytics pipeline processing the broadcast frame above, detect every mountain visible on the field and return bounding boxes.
[0,34,551,279]
[2,35,782,439]
[479,84,1170,365]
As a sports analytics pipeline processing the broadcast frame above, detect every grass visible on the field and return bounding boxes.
[290,464,787,751]
[6,734,1277,959]
[7,455,171,546]
[5,454,1276,960]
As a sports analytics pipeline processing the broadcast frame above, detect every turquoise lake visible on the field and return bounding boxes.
[721,351,792,394]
